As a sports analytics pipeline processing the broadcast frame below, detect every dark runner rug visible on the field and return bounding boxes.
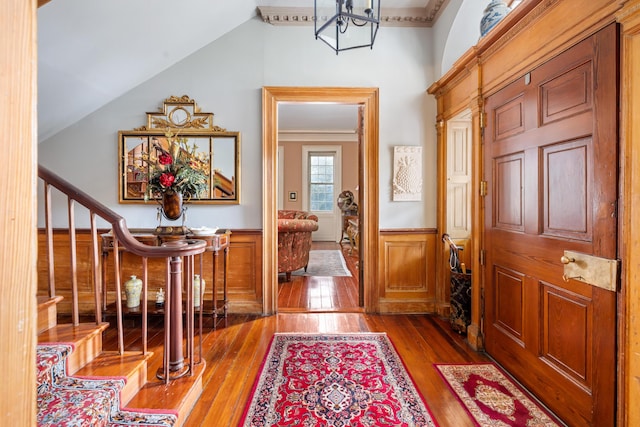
[241,333,438,426]
[37,343,177,426]
[435,363,563,426]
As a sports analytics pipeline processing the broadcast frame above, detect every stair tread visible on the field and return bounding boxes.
[74,351,153,407]
[126,362,204,424]
[38,322,109,344]
[73,351,151,379]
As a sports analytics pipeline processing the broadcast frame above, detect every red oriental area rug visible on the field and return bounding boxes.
[435,363,564,427]
[241,333,438,427]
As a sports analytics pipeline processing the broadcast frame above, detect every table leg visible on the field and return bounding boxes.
[212,250,219,321]
[223,246,229,317]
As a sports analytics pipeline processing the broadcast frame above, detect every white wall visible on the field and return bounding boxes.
[438,0,492,78]
[432,0,463,78]
[38,18,437,230]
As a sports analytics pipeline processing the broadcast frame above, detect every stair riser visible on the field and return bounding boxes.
[37,304,58,334]
[67,333,103,375]
[121,363,147,406]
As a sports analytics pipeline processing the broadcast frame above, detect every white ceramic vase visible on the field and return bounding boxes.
[125,275,142,308]
[193,274,205,308]
[480,0,510,37]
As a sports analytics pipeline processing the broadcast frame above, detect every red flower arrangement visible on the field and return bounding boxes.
[142,130,210,201]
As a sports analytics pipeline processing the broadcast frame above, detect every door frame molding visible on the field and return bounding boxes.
[262,86,379,314]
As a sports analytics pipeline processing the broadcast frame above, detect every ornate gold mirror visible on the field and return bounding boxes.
[118,95,240,204]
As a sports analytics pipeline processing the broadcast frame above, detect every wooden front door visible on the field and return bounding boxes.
[483,24,618,426]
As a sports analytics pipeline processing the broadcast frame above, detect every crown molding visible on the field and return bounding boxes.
[258,1,449,28]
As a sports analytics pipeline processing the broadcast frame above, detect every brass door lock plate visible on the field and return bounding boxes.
[561,250,618,292]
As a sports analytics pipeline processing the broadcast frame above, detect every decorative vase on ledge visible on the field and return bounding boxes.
[193,274,205,308]
[480,0,510,37]
[125,275,142,308]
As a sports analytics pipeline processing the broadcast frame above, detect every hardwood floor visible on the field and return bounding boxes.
[101,313,490,427]
[278,241,361,312]
[97,241,494,426]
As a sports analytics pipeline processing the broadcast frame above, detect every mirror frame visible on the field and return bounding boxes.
[118,95,241,205]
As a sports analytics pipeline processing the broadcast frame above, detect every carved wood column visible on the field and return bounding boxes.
[158,241,189,381]
[434,114,449,317]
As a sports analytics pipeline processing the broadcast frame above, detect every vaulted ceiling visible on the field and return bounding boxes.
[37,1,450,141]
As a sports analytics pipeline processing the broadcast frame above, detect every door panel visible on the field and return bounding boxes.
[494,266,524,342]
[542,283,591,383]
[543,139,591,238]
[446,119,472,239]
[495,153,524,230]
[484,24,618,426]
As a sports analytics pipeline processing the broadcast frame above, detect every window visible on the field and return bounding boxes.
[309,153,335,212]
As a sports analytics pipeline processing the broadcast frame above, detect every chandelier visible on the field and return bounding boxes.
[314,0,380,54]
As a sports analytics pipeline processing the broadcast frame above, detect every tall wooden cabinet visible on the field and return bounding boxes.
[428,0,640,425]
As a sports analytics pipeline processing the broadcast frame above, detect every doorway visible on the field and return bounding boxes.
[278,133,357,311]
[262,87,379,315]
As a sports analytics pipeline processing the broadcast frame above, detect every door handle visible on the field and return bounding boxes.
[560,255,575,264]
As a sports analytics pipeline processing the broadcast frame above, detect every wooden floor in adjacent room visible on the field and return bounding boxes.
[277,241,361,312]
[102,312,490,427]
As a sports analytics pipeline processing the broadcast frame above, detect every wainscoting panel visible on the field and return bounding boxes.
[378,229,437,313]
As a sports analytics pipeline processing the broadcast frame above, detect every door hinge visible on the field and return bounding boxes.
[479,112,486,130]
[479,249,486,266]
[480,181,488,197]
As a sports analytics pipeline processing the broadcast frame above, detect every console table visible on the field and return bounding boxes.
[100,229,229,381]
[100,229,230,319]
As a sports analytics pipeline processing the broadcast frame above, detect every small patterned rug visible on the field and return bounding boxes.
[37,344,177,426]
[434,363,563,426]
[291,250,352,277]
[241,333,438,427]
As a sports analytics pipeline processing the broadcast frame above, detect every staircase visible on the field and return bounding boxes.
[37,298,204,427]
[36,166,208,427]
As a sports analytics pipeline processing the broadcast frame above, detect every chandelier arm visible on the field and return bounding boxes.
[341,11,378,25]
[339,18,349,34]
[350,17,368,27]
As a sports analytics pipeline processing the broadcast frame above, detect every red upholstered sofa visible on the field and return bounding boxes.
[278,210,319,281]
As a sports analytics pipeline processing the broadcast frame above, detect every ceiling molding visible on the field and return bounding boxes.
[258,1,449,28]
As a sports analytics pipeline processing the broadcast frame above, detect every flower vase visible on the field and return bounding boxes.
[480,0,510,37]
[125,275,143,308]
[193,274,205,308]
[162,190,183,220]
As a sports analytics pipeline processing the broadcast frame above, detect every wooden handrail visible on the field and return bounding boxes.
[38,165,206,370]
[38,166,206,258]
